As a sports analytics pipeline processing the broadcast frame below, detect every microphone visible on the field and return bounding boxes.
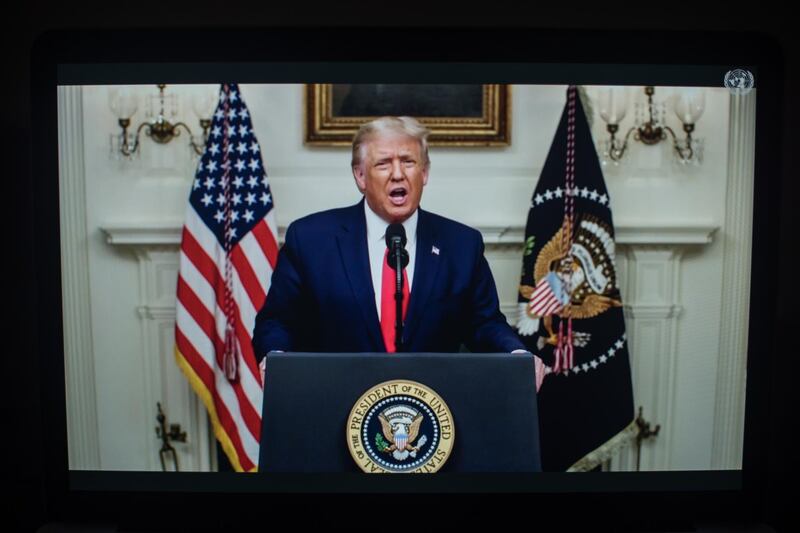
[385,223,409,270]
[385,223,409,352]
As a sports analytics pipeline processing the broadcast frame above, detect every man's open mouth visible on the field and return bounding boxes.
[389,187,408,205]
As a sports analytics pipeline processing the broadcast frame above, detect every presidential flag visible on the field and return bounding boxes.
[517,86,637,471]
[174,83,279,472]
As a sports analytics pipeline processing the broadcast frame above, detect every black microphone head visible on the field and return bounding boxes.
[385,223,407,248]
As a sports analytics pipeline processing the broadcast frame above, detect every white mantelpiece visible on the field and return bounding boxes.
[102,223,717,248]
[103,221,717,472]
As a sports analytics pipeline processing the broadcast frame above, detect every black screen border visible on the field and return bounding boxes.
[31,27,783,527]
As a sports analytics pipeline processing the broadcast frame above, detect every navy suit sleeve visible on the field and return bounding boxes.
[252,221,304,363]
[463,232,526,353]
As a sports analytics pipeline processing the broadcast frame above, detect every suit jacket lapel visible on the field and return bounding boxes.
[403,208,441,347]
[336,199,384,351]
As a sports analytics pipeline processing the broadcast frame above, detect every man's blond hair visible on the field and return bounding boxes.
[351,116,431,170]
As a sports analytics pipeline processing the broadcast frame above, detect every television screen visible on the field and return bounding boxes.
[31,27,781,528]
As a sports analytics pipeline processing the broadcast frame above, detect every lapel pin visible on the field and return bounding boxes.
[432,245,440,255]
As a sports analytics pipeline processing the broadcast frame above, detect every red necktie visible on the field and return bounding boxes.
[380,248,409,353]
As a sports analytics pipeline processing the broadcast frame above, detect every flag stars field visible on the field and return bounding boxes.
[530,187,612,211]
[541,335,627,377]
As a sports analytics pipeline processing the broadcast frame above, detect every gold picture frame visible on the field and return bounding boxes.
[304,84,511,147]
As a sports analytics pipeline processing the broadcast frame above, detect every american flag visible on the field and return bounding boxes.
[174,83,278,472]
[528,271,568,317]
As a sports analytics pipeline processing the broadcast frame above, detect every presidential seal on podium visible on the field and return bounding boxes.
[346,380,454,473]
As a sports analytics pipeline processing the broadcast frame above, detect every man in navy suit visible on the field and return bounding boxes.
[253,116,526,365]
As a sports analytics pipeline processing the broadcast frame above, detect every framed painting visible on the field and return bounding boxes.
[304,84,511,147]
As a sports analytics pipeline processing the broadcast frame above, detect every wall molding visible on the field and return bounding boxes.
[711,92,756,469]
[103,223,718,248]
[58,86,101,470]
[128,248,213,472]
[621,246,690,471]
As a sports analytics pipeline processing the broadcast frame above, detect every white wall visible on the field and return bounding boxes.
[60,83,748,471]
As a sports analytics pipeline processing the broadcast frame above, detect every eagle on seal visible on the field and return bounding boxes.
[378,413,424,453]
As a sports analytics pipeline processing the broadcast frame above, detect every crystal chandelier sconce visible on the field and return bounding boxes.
[109,84,216,159]
[598,86,705,166]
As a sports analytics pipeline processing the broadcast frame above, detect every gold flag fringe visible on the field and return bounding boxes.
[174,345,258,473]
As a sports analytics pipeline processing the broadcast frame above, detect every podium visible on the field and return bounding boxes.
[259,352,541,472]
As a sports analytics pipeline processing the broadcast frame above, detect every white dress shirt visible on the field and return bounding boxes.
[364,200,417,321]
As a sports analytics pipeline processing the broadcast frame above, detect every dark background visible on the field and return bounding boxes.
[334,84,485,117]
[8,4,796,532]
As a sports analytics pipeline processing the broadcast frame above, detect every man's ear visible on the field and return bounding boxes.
[353,164,366,193]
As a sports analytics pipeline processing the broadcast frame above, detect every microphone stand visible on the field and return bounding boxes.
[393,241,404,352]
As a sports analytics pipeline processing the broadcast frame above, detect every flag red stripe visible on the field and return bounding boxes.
[177,276,261,440]
[531,285,555,306]
[531,291,558,312]
[251,219,279,269]
[175,327,216,394]
[542,298,561,314]
[230,244,266,314]
[175,328,255,471]
[542,301,561,316]
[181,227,260,382]
[531,293,557,310]
[534,293,557,308]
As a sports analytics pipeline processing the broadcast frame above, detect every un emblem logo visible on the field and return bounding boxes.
[347,380,454,473]
[724,69,754,95]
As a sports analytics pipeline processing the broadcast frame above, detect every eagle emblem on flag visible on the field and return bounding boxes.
[519,214,622,348]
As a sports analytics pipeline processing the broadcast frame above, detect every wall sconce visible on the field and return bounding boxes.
[598,86,705,166]
[109,84,216,159]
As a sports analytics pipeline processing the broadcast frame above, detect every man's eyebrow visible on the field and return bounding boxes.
[372,151,416,163]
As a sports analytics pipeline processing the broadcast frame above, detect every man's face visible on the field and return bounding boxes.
[353,133,429,224]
